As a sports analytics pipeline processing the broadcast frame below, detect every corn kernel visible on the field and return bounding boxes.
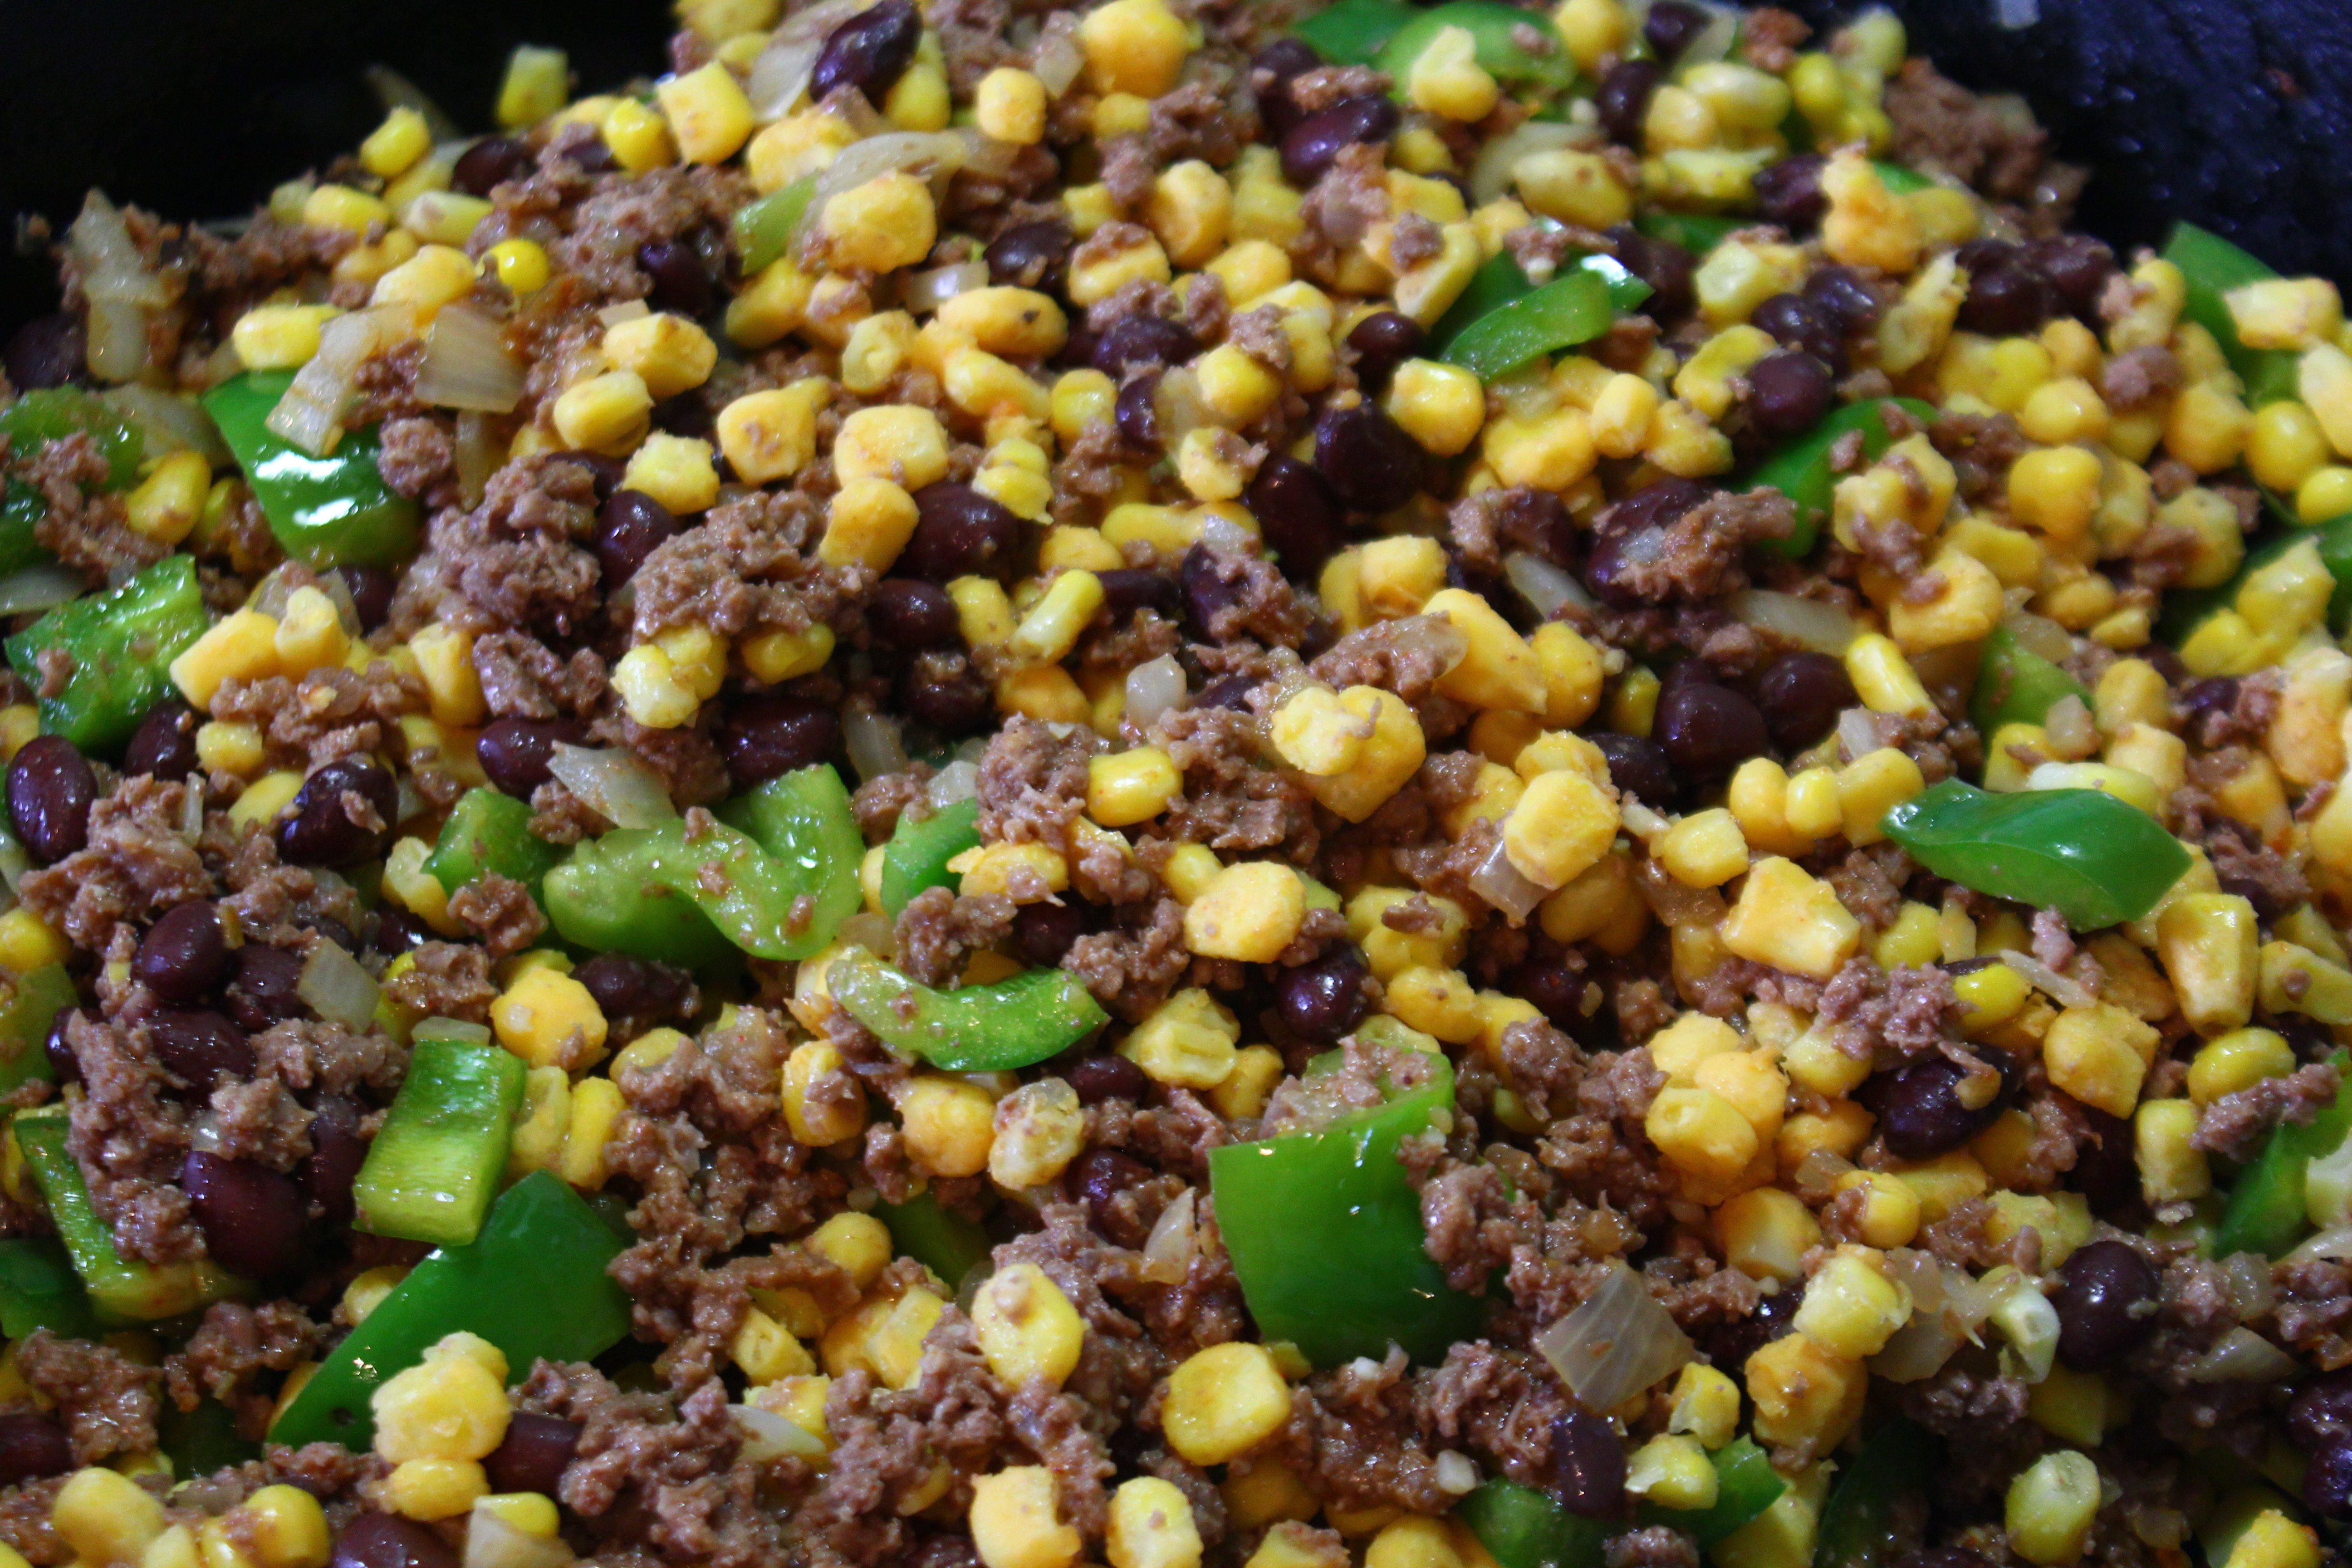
[1108,1476,1204,1568]
[971,1466,1084,1568]
[2005,1450,2100,1566]
[491,966,609,1071]
[900,1074,996,1177]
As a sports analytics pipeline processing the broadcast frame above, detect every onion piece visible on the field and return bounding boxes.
[1534,1260,1694,1413]
[1835,706,1884,762]
[453,413,503,506]
[836,911,895,959]
[69,194,170,384]
[1139,1188,1197,1284]
[812,131,972,209]
[101,386,230,466]
[1996,950,2098,1011]
[2003,609,2073,665]
[268,305,416,456]
[1470,836,1549,923]
[417,304,526,413]
[1470,121,1588,206]
[415,1018,493,1046]
[2187,1326,2299,1383]
[1435,1450,1480,1496]
[463,1510,576,1568]
[902,260,988,313]
[1125,655,1188,732]
[842,701,911,782]
[549,743,676,828]
[1030,21,1083,96]
[366,65,461,144]
[1504,551,1589,620]
[1869,1313,1962,1383]
[747,0,866,118]
[731,1403,829,1463]
[297,942,381,1028]
[1728,589,1859,655]
[0,567,88,617]
[926,760,981,808]
[1196,510,1256,556]
[2287,1225,2352,1266]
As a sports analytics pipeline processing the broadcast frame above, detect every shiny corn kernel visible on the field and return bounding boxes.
[1088,746,1182,827]
[551,370,653,456]
[1162,1342,1290,1467]
[172,608,282,709]
[975,67,1049,144]
[226,770,305,833]
[491,966,609,1071]
[1656,808,1750,887]
[900,1074,996,1178]
[1791,1245,1911,1357]
[123,450,211,546]
[715,380,827,485]
[971,1466,1084,1568]
[410,622,485,729]
[602,312,717,401]
[990,1078,1087,1189]
[371,1333,511,1463]
[1108,1475,1205,1568]
[740,623,834,685]
[384,1457,489,1521]
[2004,1450,2100,1567]
[820,172,937,273]
[2134,1097,2210,1204]
[1714,1186,1819,1283]
[483,239,550,296]
[1627,1433,1718,1510]
[1720,857,1861,981]
[835,403,951,489]
[1121,988,1240,1089]
[1183,863,1304,965]
[232,303,339,370]
[2041,1002,2160,1118]
[2186,1026,2295,1105]
[53,1465,167,1563]
[1744,1332,1865,1456]
[657,62,754,163]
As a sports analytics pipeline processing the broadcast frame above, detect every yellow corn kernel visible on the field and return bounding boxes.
[1656,808,1751,887]
[1078,0,1189,95]
[1790,1245,1911,1357]
[1182,862,1304,965]
[1295,686,1424,822]
[970,1466,1084,1568]
[1836,748,1926,847]
[2134,1097,2210,1204]
[1121,988,1240,1089]
[2228,278,2343,351]
[740,622,834,686]
[2005,1450,2100,1567]
[1108,1475,1204,1568]
[558,1075,623,1189]
[2157,892,2260,1037]
[1088,747,1182,827]
[780,1037,867,1147]
[990,1077,1087,1189]
[409,622,485,729]
[478,239,549,298]
[1720,857,1861,980]
[230,302,340,370]
[551,370,653,456]
[371,1333,512,1463]
[493,44,568,129]
[2227,1510,2323,1568]
[2041,1002,2161,1117]
[1744,1332,1865,1457]
[899,1074,996,1177]
[1210,1044,1286,1122]
[1487,405,1600,488]
[54,1465,167,1563]
[225,769,305,833]
[731,1305,816,1384]
[383,1457,489,1521]
[601,312,717,402]
[1163,1342,1291,1467]
[973,67,1049,146]
[714,380,827,485]
[303,182,390,234]
[818,171,937,274]
[491,966,609,1071]
[1843,632,1935,717]
[117,448,213,546]
[1003,570,1103,666]
[472,1492,560,1540]
[1715,1186,1820,1284]
[654,61,753,164]
[834,403,951,490]
[1501,767,1619,890]
[1647,1086,1759,1185]
[1626,1433,1718,1511]
[2185,1026,2296,1105]
[948,841,1068,902]
[172,608,282,710]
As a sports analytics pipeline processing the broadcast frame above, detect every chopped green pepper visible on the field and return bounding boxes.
[875,1190,994,1289]
[0,1237,101,1339]
[2163,223,2303,409]
[426,788,564,906]
[831,957,1108,1071]
[15,1110,244,1324]
[1375,1,1578,99]
[2159,515,2352,651]
[1431,250,1650,372]
[1456,1480,1606,1568]
[159,1398,260,1477]
[1871,159,1932,194]
[734,175,817,274]
[1209,1048,1486,1366]
[2214,1052,2352,1260]
[270,1171,632,1451]
[1443,269,1622,382]
[1749,396,1939,558]
[1291,0,1418,65]
[1633,210,1742,256]
[712,763,865,949]
[202,370,423,570]
[4,554,212,754]
[352,1036,528,1248]
[0,965,75,1099]
[1882,780,2192,931]
[1970,623,2092,739]
[879,798,982,917]
[1814,1420,1933,1568]
[1637,1437,1786,1546]
[0,389,146,578]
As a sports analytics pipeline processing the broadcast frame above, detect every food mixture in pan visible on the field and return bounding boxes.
[1,1,2350,1566]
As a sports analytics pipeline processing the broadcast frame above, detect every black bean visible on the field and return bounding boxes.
[557,451,627,502]
[1315,402,1424,513]
[899,657,993,734]
[1654,682,1769,778]
[304,1094,367,1225]
[720,696,840,788]
[1756,651,1857,751]
[451,137,532,197]
[1013,902,1092,969]
[1492,487,1576,568]
[1583,480,1709,605]
[2068,1105,2141,1218]
[480,1412,583,1499]
[1958,264,2053,337]
[328,564,396,633]
[985,220,1075,294]
[1097,568,1182,621]
[1751,292,1844,373]
[1063,1054,1148,1107]
[868,578,960,648]
[1594,59,1662,145]
[373,908,426,957]
[595,489,678,588]
[2178,676,2239,740]
[1509,960,1583,1028]
[1591,732,1678,809]
[1071,1147,1155,1241]
[1278,947,1372,1044]
[574,953,696,1029]
[1744,351,1834,442]
[150,1009,254,1091]
[1195,675,1257,711]
[1345,311,1424,392]
[134,902,229,1004]
[1246,453,1347,580]
[2309,1442,2352,1519]
[476,716,588,800]
[637,239,714,318]
[224,944,306,1032]
[1055,325,1101,372]
[43,1009,82,1085]
[1549,1409,1627,1516]
[1643,0,1710,59]
[810,0,922,103]
[1606,227,1696,326]
[1863,1054,2013,1159]
[2052,1238,2160,1372]
[1115,374,1165,454]
[1752,155,1828,231]
[1250,38,1322,136]
[1280,94,1401,186]
[0,1414,72,1485]
[2290,1372,2352,1451]
[8,735,93,865]
[903,484,1024,582]
[278,758,397,868]
[332,1513,459,1568]
[2,315,85,392]
[1803,265,1882,334]
[122,701,201,782]
[2022,235,2117,319]
[1095,316,1200,377]
[1698,1277,1801,1370]
[183,1151,307,1279]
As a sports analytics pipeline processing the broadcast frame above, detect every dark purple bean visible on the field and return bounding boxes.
[1606,227,1695,326]
[2309,1443,2352,1519]
[1654,682,1768,778]
[1278,947,1372,1044]
[1591,732,1678,808]
[328,564,396,633]
[481,1412,583,1498]
[150,1009,253,1091]
[557,451,627,501]
[1056,324,1101,372]
[1195,674,1258,711]
[8,735,93,865]
[1583,479,1710,605]
[1643,0,1709,59]
[1862,1054,2011,1160]
[903,484,1023,582]
[1698,1278,1801,1370]
[720,696,840,788]
[1250,38,1322,136]
[332,1513,460,1568]
[1097,568,1181,622]
[1280,95,1400,186]
[1315,402,1424,513]
[1063,1053,1148,1107]
[2022,235,2117,319]
[1744,350,1833,442]
[1958,265,2053,337]
[2177,676,2239,742]
[278,757,397,868]
[1345,311,1424,392]
[1756,651,1856,751]
[575,953,697,1026]
[476,716,588,799]
[135,902,229,1004]
[1549,1409,1627,1516]
[868,578,960,648]
[1752,292,1845,373]
[0,1414,72,1485]
[811,0,922,104]
[373,908,426,957]
[1013,902,1092,969]
[985,220,1074,294]
[1594,59,1662,145]
[123,701,200,782]
[2,316,85,392]
[1115,374,1165,454]
[1071,1147,1155,1242]
[1508,961,1583,1028]
[2053,1238,2160,1372]
[1095,316,1200,377]
[899,657,993,734]
[2290,1372,2352,1450]
[2068,1105,2141,1218]
[1246,453,1347,580]
[304,1094,367,1225]
[44,1009,83,1084]
[595,488,678,588]
[451,137,531,197]
[1803,265,1882,334]
[225,944,306,1032]
[1752,155,1828,231]
[183,1151,307,1279]
[637,239,714,318]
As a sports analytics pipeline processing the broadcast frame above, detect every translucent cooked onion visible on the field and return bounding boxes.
[1030,23,1083,96]
[269,305,416,456]
[1435,1450,1480,1496]
[1125,655,1188,731]
[926,760,981,807]
[463,1510,577,1568]
[1869,1313,1961,1383]
[84,299,150,386]
[101,385,230,466]
[1534,1260,1694,1413]
[1835,706,1884,761]
[1504,551,1589,619]
[1139,1187,1197,1284]
[1728,589,1859,655]
[2288,1226,2352,1265]
[297,942,380,1028]
[417,304,526,413]
[812,131,971,208]
[903,260,989,312]
[0,567,88,617]
[731,1403,829,1464]
[2004,609,2073,664]
[365,65,461,144]
[454,413,502,506]
[748,0,866,118]
[2188,1326,2299,1383]
[71,193,170,384]
[1470,836,1549,923]
[842,701,911,782]
[836,911,895,958]
[549,743,676,828]
[1196,510,1255,556]
[1997,950,2097,1011]
[1470,122,1587,206]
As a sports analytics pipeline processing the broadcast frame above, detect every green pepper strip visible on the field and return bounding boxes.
[0,965,76,1099]
[734,175,818,274]
[0,1237,101,1339]
[159,1398,261,1478]
[0,389,146,577]
[2163,222,2303,409]
[1456,1480,1606,1568]
[875,1191,994,1289]
[4,553,212,755]
[2214,1051,2352,1260]
[1872,159,1932,194]
[202,370,423,570]
[1636,1436,1786,1546]
[1882,780,2192,932]
[1970,624,2092,739]
[271,1171,632,1451]
[831,957,1108,1071]
[15,1111,244,1324]
[352,1037,529,1248]
[426,787,564,906]
[1633,210,1742,256]
[1431,250,1650,368]
[1292,0,1418,65]
[1376,1,1578,98]
[1748,396,1939,559]
[1814,1420,1933,1568]
[1444,269,1622,382]
[879,798,982,917]
[1210,1049,1486,1366]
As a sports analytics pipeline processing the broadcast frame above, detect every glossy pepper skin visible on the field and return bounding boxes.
[201,370,422,570]
[879,797,981,917]
[1881,780,2192,931]
[1457,1479,1607,1568]
[1970,623,2092,738]
[1431,250,1651,374]
[1813,1420,1933,1568]
[426,787,564,907]
[351,1034,529,1249]
[733,174,816,274]
[1210,1048,1486,1366]
[0,389,143,575]
[15,1110,244,1325]
[2214,1051,2352,1259]
[1748,396,1938,558]
[0,965,74,1098]
[1375,0,1578,98]
[0,1237,101,1340]
[1637,1437,1787,1546]
[830,957,1109,1071]
[1291,0,1416,64]
[269,1171,632,1452]
[3,553,212,753]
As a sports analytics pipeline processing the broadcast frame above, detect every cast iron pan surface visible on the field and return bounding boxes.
[0,0,2347,332]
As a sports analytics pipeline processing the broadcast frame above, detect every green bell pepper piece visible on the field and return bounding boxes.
[1748,396,1938,559]
[0,1237,101,1339]
[1814,1420,1933,1568]
[712,763,864,948]
[0,483,47,577]
[831,957,1108,1071]
[1633,210,1742,256]
[2214,1052,2352,1260]
[734,175,817,274]
[1882,780,2191,931]
[1292,0,1418,65]
[1376,1,1578,98]
[202,371,422,570]
[426,788,564,906]
[1636,1437,1785,1547]
[0,388,145,490]
[879,798,982,917]
[1210,1048,1485,1366]
[15,1110,244,1324]
[159,1398,261,1478]
[875,1191,994,1289]
[352,1037,529,1248]
[2163,223,2303,409]
[1429,250,1648,362]
[1970,623,2091,739]
[270,1171,632,1451]
[1443,269,1623,382]
[2159,514,2352,651]
[1456,1480,1606,1568]
[0,965,75,1099]
[4,554,211,755]
[1871,159,1932,194]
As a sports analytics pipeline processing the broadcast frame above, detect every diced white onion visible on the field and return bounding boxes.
[2187,1326,2299,1383]
[926,760,981,807]
[902,261,989,313]
[454,412,502,506]
[1985,1275,2060,1382]
[730,1403,829,1463]
[1435,1450,1480,1496]
[1869,1313,1962,1383]
[747,0,866,118]
[1534,1259,1694,1413]
[842,701,911,782]
[83,300,150,386]
[268,305,416,456]
[1139,1187,1197,1284]
[1835,706,1884,761]
[1125,655,1188,732]
[365,65,462,144]
[2003,610,2073,664]
[1470,122,1588,206]
[417,304,526,413]
[69,192,168,383]
[1030,25,1083,96]
[1470,836,1549,922]
[1504,552,1589,620]
[812,132,971,209]
[297,942,381,1028]
[596,300,651,327]
[549,743,676,828]
[1997,950,2098,1011]
[835,911,894,959]
[100,386,230,466]
[1728,589,1859,655]
[462,1510,576,1568]
[2286,1225,2352,1265]
[0,567,88,617]
[1675,2,1742,64]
